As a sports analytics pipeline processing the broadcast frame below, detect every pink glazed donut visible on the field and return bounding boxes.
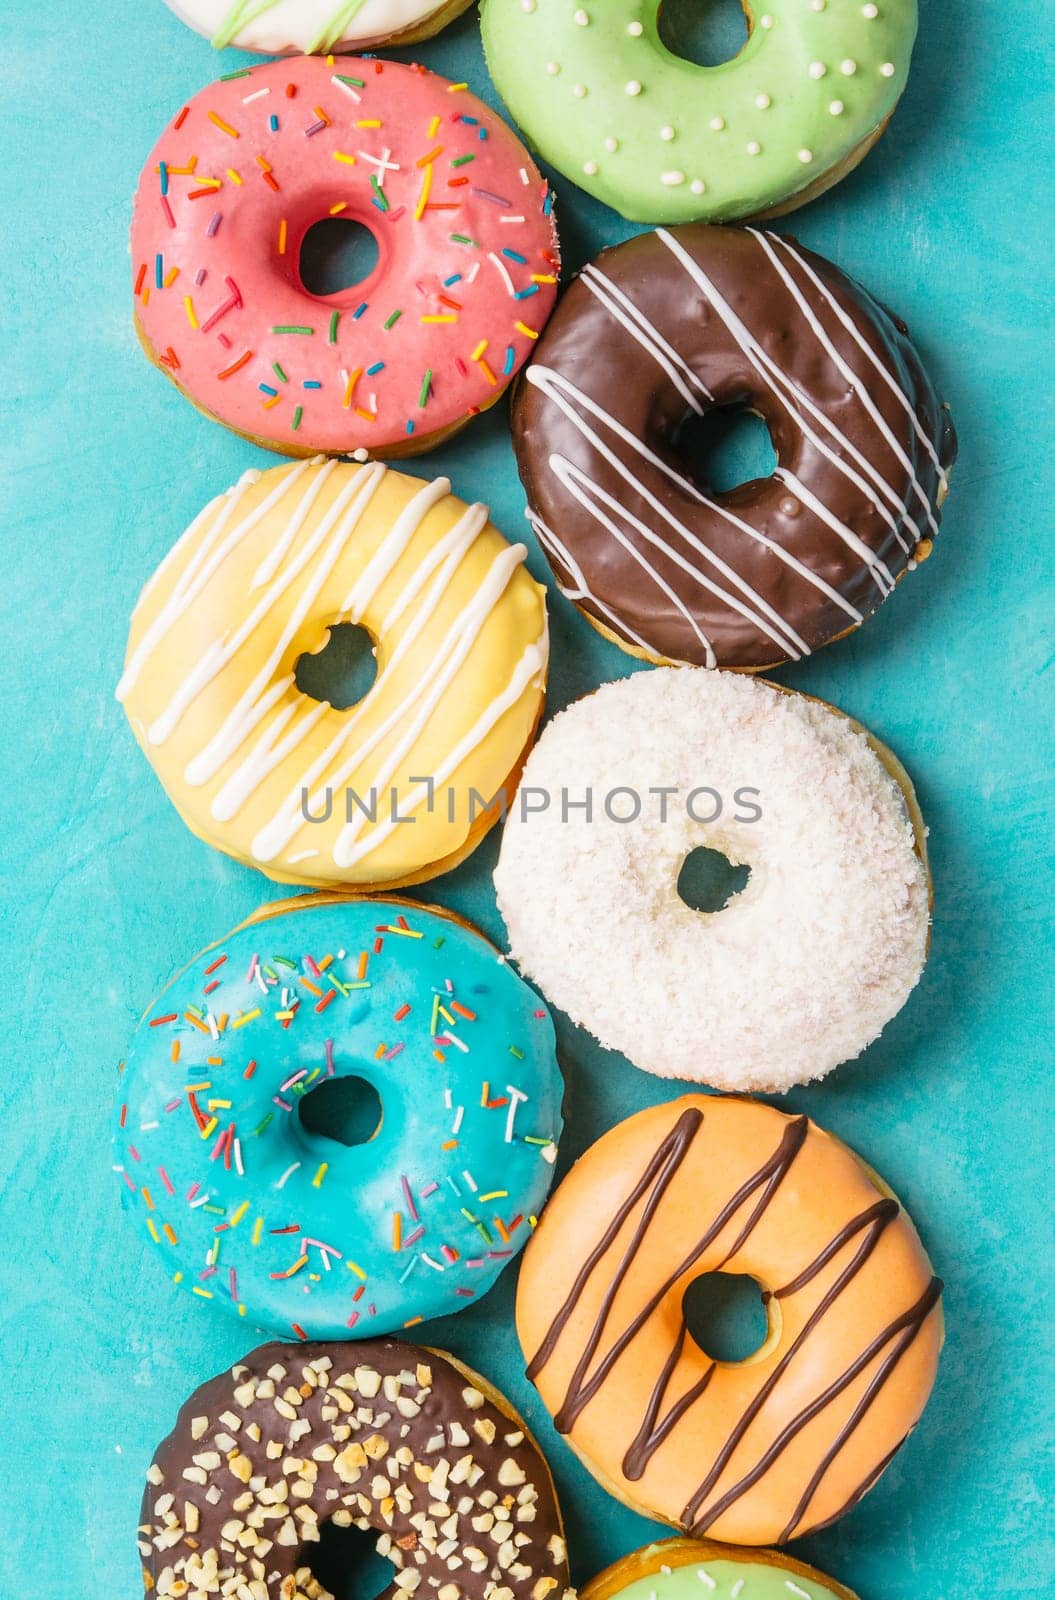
[131,56,560,457]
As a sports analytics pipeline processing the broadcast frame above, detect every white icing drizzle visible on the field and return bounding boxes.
[750,228,939,535]
[772,469,893,592]
[211,692,330,822]
[765,230,950,492]
[658,228,927,559]
[330,542,528,865]
[253,540,530,865]
[581,264,710,413]
[336,638,547,868]
[118,460,317,699]
[251,458,338,588]
[132,477,255,616]
[247,500,490,853]
[525,365,819,661]
[340,475,452,620]
[160,464,388,760]
[528,512,661,656]
[556,285,870,626]
[552,456,717,664]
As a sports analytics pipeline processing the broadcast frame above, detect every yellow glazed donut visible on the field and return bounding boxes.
[583,1538,859,1600]
[117,457,548,889]
[517,1095,943,1547]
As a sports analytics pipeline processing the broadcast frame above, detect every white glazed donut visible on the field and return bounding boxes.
[162,0,473,54]
[494,669,930,1093]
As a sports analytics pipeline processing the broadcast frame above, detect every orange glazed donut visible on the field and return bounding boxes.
[516,1095,943,1547]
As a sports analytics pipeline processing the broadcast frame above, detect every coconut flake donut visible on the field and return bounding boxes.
[138,1337,574,1600]
[114,894,564,1340]
[131,56,559,458]
[165,0,473,55]
[482,0,917,225]
[117,457,548,889]
[584,1538,860,1600]
[511,225,956,671]
[494,670,930,1093]
[517,1095,943,1546]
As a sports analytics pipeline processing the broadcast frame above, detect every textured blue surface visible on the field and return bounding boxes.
[1,2,1052,1596]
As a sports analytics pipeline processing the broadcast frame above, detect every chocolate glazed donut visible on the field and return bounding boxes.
[138,1338,573,1600]
[510,226,957,671]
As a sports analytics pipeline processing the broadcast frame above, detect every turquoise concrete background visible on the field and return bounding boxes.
[1,1,1052,1594]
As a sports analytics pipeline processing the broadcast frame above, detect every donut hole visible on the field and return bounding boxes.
[677,846,751,914]
[299,216,381,298]
[295,623,379,711]
[305,1518,396,1600]
[657,0,750,69]
[674,403,778,496]
[683,1271,770,1364]
[298,1075,383,1147]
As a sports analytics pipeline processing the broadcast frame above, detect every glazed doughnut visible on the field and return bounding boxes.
[165,0,473,55]
[584,1538,859,1600]
[131,56,559,459]
[138,1337,574,1600]
[510,225,956,671]
[494,670,930,1094]
[516,1094,943,1546]
[114,894,563,1339]
[482,0,917,225]
[117,458,548,889]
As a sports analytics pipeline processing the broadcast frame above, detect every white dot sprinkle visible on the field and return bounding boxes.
[709,115,726,131]
[809,61,826,79]
[755,92,772,109]
[880,60,896,75]
[811,0,826,10]
[627,19,643,35]
[660,125,676,141]
[574,7,589,24]
[798,148,813,163]
[520,0,536,11]
[573,84,587,98]
[625,79,642,96]
[545,61,560,76]
[583,160,598,175]
[604,136,620,152]
[690,178,706,194]
[760,13,774,26]
[862,2,879,15]
[840,58,858,75]
[746,140,761,155]
[661,170,686,186]
[829,98,845,115]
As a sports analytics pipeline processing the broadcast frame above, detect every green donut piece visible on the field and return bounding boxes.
[481,0,917,223]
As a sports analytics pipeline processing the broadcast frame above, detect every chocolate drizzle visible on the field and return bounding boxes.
[683,1261,942,1535]
[511,224,957,670]
[522,1100,943,1542]
[526,1106,704,1391]
[530,1110,809,1442]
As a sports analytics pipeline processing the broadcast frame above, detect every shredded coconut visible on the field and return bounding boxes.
[494,670,929,1092]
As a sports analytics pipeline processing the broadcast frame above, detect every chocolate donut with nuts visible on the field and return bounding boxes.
[511,224,957,671]
[138,1339,573,1600]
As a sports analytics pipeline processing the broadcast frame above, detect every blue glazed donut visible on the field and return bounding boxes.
[113,894,563,1339]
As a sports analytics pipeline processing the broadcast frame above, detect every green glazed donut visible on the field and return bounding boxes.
[481,0,918,224]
